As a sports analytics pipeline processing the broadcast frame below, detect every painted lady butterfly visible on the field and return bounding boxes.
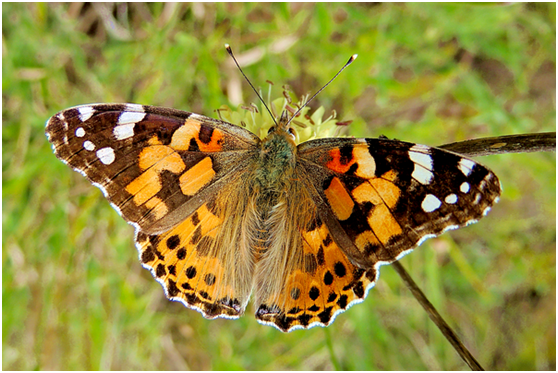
[46,62,501,332]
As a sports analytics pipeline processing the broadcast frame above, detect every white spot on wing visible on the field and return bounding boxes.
[412,167,433,185]
[96,147,115,165]
[83,140,95,151]
[410,143,430,152]
[78,106,95,122]
[57,113,68,130]
[92,181,110,199]
[460,182,470,193]
[465,218,478,226]
[443,224,459,232]
[125,103,145,112]
[74,166,88,179]
[75,127,85,137]
[445,194,458,204]
[473,193,482,204]
[422,194,441,212]
[416,233,437,248]
[409,147,434,185]
[458,158,475,176]
[118,111,146,125]
[190,113,207,121]
[109,201,125,219]
[409,149,433,170]
[113,123,136,140]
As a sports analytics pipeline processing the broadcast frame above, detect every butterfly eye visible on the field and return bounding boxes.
[267,127,276,135]
[288,127,296,140]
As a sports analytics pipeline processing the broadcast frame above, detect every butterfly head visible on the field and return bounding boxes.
[265,110,296,144]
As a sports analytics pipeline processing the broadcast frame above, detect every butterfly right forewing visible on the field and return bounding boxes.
[46,103,260,233]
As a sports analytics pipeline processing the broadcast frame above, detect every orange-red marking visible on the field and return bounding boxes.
[170,119,225,152]
[326,146,376,178]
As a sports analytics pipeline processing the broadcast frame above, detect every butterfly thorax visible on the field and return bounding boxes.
[254,118,297,191]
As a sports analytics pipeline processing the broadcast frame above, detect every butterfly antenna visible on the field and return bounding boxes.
[225,44,277,125]
[287,54,357,126]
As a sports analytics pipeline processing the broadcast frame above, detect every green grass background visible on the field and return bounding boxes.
[3,3,555,370]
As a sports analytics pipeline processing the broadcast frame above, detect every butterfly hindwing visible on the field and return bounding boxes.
[136,196,252,319]
[254,212,379,331]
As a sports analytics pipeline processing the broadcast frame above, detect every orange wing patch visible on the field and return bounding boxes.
[170,118,225,152]
[143,196,169,220]
[179,156,216,196]
[324,177,354,220]
[352,171,403,244]
[126,145,186,205]
[125,140,218,219]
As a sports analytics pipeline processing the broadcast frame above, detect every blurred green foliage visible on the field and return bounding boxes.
[3,3,555,370]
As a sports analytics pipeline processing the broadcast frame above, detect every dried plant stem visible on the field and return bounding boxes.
[439,132,555,157]
[392,261,484,371]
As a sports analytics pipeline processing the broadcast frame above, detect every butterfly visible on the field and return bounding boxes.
[45,47,501,332]
[45,99,501,332]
